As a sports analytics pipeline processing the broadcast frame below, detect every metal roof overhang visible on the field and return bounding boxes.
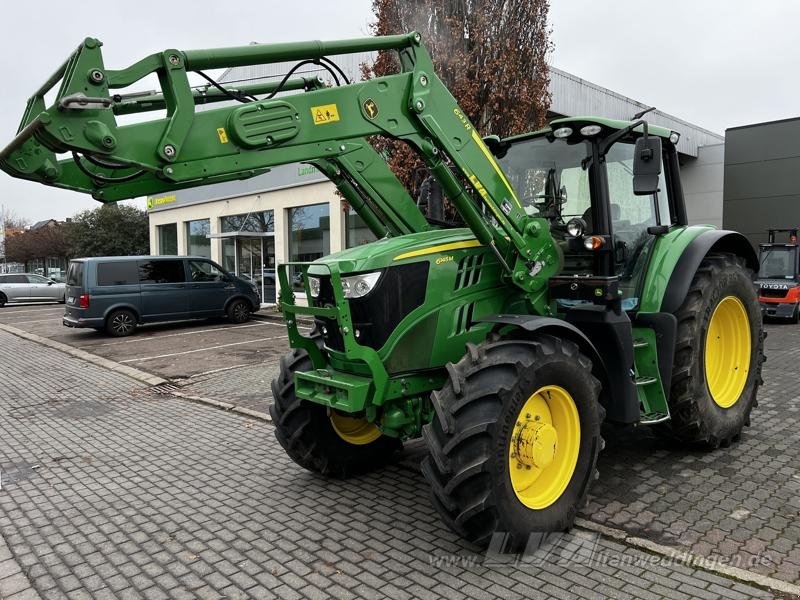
[207,231,275,238]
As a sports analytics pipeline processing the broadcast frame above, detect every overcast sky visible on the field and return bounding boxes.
[1,0,798,222]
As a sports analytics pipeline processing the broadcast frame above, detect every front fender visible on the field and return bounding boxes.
[476,313,640,424]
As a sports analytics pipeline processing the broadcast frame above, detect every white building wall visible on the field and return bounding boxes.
[148,181,343,302]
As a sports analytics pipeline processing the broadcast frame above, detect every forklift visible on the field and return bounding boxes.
[757,228,800,322]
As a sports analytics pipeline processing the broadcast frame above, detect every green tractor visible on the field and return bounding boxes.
[0,32,763,547]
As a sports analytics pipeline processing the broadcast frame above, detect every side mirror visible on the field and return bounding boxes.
[632,136,662,195]
[47,280,54,285]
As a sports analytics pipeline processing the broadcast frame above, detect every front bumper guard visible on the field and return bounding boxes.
[277,262,389,415]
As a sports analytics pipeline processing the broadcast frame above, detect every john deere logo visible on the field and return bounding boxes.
[363,98,379,119]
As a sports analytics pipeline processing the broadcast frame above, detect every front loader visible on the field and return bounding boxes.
[0,32,763,548]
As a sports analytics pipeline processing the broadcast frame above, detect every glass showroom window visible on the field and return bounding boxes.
[345,208,376,248]
[186,219,211,258]
[288,203,330,289]
[220,210,274,234]
[157,223,178,255]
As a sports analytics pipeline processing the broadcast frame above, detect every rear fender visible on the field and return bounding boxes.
[660,230,757,314]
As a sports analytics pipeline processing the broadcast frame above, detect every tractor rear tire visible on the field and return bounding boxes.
[269,337,402,479]
[659,252,764,448]
[421,334,603,549]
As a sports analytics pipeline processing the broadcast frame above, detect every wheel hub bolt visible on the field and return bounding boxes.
[513,421,558,469]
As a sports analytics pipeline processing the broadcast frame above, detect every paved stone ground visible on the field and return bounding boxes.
[582,323,800,585]
[0,329,791,599]
[178,321,800,587]
[177,361,281,413]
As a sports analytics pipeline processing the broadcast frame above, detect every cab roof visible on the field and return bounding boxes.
[502,116,676,144]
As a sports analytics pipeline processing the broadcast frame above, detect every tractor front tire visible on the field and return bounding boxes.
[269,340,402,479]
[422,334,603,549]
[660,252,764,448]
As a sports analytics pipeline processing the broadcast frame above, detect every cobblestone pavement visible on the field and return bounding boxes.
[581,323,800,585]
[0,329,792,599]
[179,321,800,587]
[177,361,281,414]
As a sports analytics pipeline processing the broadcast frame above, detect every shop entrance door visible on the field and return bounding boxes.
[236,236,276,304]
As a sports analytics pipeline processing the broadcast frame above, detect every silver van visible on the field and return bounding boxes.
[0,273,66,307]
[63,256,261,336]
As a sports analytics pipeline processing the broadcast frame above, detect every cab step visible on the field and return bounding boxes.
[635,376,658,386]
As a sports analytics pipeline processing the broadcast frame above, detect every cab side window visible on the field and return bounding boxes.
[605,142,672,306]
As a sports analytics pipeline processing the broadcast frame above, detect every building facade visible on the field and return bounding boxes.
[723,117,800,249]
[148,59,725,304]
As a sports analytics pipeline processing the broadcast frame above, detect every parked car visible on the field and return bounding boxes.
[62,256,261,336]
[0,273,66,307]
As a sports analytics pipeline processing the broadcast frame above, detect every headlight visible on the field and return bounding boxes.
[340,272,381,299]
[566,217,587,238]
[552,126,573,139]
[308,276,321,298]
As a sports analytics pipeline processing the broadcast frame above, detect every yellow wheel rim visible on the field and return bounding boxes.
[705,295,751,408]
[508,385,580,510]
[330,413,382,445]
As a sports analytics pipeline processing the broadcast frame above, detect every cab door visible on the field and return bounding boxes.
[604,142,671,310]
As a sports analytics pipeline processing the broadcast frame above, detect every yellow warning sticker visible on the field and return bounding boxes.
[311,104,340,125]
[216,127,229,143]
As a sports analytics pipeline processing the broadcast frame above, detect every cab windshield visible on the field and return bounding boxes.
[496,136,592,223]
[759,247,797,279]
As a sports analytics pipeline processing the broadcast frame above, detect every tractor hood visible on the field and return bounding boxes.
[307,227,482,275]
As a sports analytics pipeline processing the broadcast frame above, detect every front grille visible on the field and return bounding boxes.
[760,288,790,299]
[313,262,430,351]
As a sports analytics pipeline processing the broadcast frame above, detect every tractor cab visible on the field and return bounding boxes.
[493,116,682,313]
[757,228,800,321]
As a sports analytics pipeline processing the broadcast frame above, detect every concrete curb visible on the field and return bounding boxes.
[0,323,275,424]
[252,312,314,326]
[168,390,272,422]
[575,517,800,597]
[0,323,167,387]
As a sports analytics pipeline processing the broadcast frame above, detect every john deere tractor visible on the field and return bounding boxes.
[0,32,763,547]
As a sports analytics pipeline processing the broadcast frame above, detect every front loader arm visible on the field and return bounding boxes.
[0,32,560,300]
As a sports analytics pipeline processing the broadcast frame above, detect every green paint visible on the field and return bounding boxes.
[638,225,715,313]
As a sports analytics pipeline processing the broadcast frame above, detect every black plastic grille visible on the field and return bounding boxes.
[760,288,790,299]
[313,262,430,351]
